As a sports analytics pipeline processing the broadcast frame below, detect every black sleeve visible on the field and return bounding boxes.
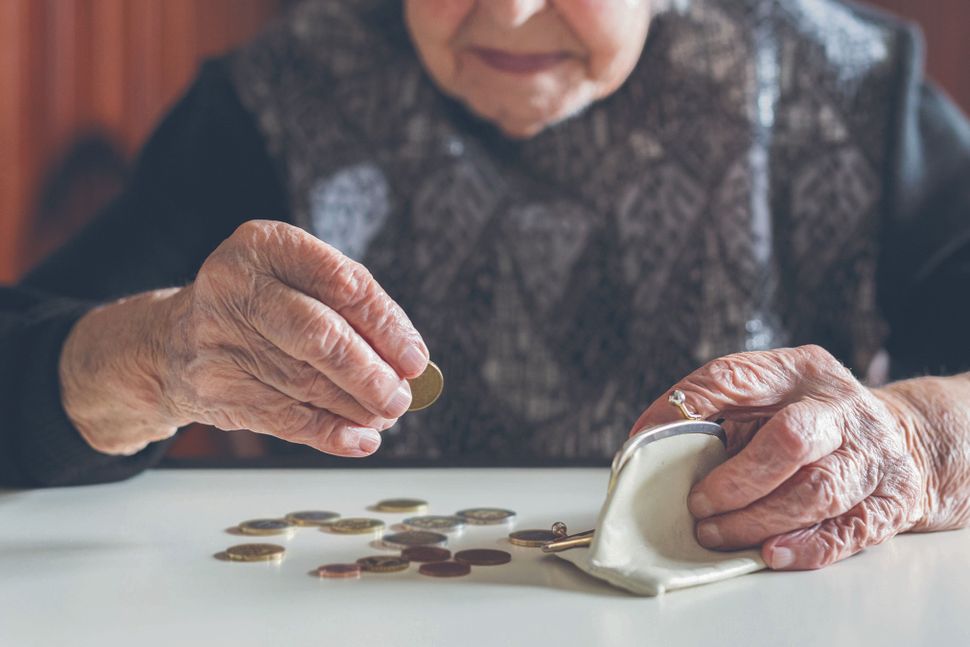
[880,27,970,378]
[0,59,288,487]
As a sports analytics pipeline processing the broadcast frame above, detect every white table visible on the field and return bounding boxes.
[2,468,968,647]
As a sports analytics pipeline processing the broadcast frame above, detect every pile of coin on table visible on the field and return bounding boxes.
[219,497,565,580]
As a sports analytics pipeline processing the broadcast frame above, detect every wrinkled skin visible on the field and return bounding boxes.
[629,345,966,571]
[60,220,428,457]
[405,0,652,138]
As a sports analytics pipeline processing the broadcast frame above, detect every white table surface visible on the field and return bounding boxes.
[2,468,968,647]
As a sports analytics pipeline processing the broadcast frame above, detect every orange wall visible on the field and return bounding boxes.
[0,0,280,282]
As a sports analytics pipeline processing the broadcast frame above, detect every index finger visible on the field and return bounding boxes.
[627,345,837,436]
[246,221,429,378]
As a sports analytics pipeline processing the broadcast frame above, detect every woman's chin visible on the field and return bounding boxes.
[471,104,577,139]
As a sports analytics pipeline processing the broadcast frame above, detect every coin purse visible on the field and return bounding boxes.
[554,421,765,596]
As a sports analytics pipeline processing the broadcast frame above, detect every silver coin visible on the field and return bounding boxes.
[455,508,516,525]
[402,515,467,533]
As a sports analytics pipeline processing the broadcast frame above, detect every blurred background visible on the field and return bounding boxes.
[1,0,967,460]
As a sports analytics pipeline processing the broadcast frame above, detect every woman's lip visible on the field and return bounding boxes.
[469,47,573,75]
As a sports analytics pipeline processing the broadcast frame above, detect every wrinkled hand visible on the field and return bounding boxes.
[629,345,928,571]
[64,220,427,457]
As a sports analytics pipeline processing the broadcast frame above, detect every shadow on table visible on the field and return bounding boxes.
[460,551,631,598]
[0,539,143,562]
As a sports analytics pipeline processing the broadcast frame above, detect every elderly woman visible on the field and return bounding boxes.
[1,0,969,572]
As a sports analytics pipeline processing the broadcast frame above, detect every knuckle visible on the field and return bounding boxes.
[308,314,356,367]
[233,219,273,245]
[278,404,319,441]
[797,344,829,363]
[292,365,328,403]
[358,365,396,407]
[714,469,764,509]
[771,420,813,463]
[794,465,843,518]
[798,344,852,383]
[323,257,375,309]
[704,356,759,394]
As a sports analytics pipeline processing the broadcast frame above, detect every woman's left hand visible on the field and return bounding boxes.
[629,345,929,571]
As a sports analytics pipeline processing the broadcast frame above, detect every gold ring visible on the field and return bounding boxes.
[668,389,702,421]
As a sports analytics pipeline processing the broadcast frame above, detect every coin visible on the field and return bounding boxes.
[237,519,293,536]
[375,498,428,513]
[381,531,448,549]
[225,543,285,562]
[419,561,471,578]
[328,518,386,535]
[455,508,516,525]
[454,549,512,566]
[314,563,362,579]
[508,529,559,547]
[407,361,443,411]
[403,515,466,533]
[356,556,410,573]
[401,546,451,563]
[285,511,340,526]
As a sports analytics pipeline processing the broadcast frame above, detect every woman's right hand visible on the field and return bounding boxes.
[59,220,428,458]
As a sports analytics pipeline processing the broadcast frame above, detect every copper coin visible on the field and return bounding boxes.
[454,549,512,566]
[356,555,410,573]
[419,561,471,578]
[314,563,362,579]
[508,529,559,547]
[401,546,451,563]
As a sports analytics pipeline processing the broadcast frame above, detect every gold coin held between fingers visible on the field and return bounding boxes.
[356,556,410,573]
[328,518,386,535]
[375,498,428,513]
[225,543,285,562]
[407,361,443,412]
[285,511,340,526]
[237,519,293,536]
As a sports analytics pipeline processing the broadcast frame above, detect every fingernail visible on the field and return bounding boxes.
[386,383,412,417]
[688,492,713,517]
[356,428,381,454]
[769,547,794,569]
[697,521,722,547]
[399,345,428,376]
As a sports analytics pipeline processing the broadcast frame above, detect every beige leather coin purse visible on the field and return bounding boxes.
[553,421,765,596]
